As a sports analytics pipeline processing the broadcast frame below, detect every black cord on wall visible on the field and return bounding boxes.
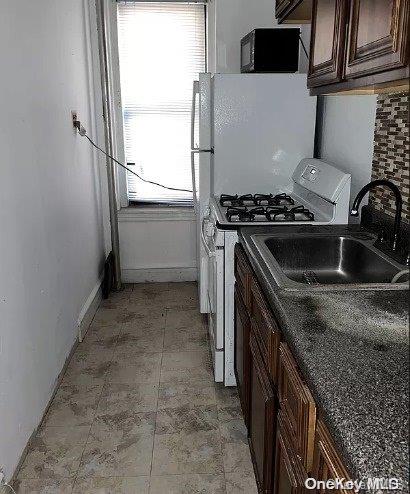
[80,132,193,193]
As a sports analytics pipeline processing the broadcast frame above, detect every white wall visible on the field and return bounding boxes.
[318,95,377,209]
[207,0,310,74]
[118,1,311,283]
[0,0,108,479]
[119,209,197,282]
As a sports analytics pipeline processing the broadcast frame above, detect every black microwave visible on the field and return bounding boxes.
[241,28,300,73]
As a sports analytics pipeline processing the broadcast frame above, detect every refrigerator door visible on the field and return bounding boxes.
[212,74,316,195]
[191,73,213,313]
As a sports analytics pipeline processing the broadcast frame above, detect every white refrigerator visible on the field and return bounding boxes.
[191,73,317,313]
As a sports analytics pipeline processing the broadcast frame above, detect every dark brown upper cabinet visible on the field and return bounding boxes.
[308,0,409,94]
[307,0,348,87]
[345,0,409,79]
[276,0,313,24]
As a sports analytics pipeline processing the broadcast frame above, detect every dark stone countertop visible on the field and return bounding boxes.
[239,225,409,493]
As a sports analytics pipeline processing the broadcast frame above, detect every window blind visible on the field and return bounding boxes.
[117,2,206,204]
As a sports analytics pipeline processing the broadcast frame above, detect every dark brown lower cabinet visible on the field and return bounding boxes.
[234,244,352,494]
[249,332,276,494]
[278,343,316,472]
[234,285,251,427]
[311,418,353,493]
[274,412,308,494]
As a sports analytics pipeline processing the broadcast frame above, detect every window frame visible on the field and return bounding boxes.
[108,0,207,210]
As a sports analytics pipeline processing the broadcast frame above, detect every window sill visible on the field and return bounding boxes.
[118,205,196,222]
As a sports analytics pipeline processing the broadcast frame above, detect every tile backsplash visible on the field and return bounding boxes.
[370,91,409,222]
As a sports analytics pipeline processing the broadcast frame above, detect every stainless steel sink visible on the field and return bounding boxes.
[250,233,409,291]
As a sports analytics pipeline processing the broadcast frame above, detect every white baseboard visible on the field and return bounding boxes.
[122,267,198,283]
[77,276,103,341]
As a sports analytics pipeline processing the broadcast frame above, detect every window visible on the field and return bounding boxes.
[117,1,206,204]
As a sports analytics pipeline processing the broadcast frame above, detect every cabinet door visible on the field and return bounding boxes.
[249,332,276,494]
[345,0,409,79]
[307,0,348,87]
[274,412,308,494]
[311,418,352,493]
[278,343,316,472]
[234,285,251,427]
[250,279,281,385]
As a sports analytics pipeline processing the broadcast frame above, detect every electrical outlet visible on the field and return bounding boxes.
[71,110,78,131]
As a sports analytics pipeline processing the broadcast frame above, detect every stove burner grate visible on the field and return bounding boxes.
[270,193,295,206]
[220,192,295,207]
[265,205,315,222]
[253,194,274,205]
[225,204,315,223]
[226,207,254,222]
[220,194,239,207]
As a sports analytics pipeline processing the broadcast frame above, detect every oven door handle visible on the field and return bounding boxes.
[201,218,215,258]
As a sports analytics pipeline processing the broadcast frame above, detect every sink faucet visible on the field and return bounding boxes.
[350,179,403,251]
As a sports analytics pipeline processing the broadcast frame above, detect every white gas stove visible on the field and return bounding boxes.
[201,159,351,386]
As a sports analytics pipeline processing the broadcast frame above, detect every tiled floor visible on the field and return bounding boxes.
[14,282,258,494]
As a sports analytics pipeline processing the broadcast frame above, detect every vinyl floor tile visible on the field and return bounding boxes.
[72,476,150,494]
[151,431,223,475]
[43,384,102,427]
[17,427,90,479]
[15,283,257,492]
[78,427,154,477]
[149,474,225,494]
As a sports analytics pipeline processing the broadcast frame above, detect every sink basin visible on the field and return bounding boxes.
[250,233,408,290]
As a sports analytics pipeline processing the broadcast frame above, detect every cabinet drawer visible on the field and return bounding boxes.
[250,279,281,385]
[278,343,316,471]
[234,244,252,308]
